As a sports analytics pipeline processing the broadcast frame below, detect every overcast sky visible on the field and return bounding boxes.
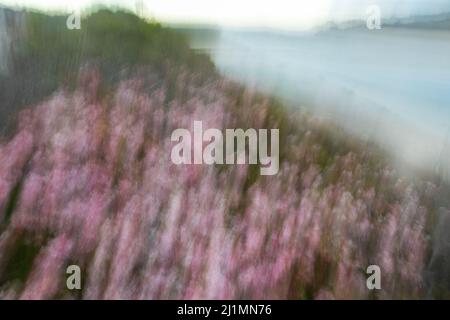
[1,0,450,29]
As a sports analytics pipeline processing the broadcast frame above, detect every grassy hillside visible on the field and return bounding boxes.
[0,8,216,135]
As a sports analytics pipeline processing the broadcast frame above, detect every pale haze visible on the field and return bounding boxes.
[1,0,450,29]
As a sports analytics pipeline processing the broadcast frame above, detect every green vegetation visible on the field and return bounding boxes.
[0,8,216,135]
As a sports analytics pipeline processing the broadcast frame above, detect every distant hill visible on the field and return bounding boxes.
[318,12,450,31]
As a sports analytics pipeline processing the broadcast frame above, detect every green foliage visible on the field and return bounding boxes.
[1,8,216,134]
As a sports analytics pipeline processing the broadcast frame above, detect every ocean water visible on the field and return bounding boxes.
[189,27,450,175]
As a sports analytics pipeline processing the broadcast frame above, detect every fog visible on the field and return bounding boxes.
[189,26,450,178]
